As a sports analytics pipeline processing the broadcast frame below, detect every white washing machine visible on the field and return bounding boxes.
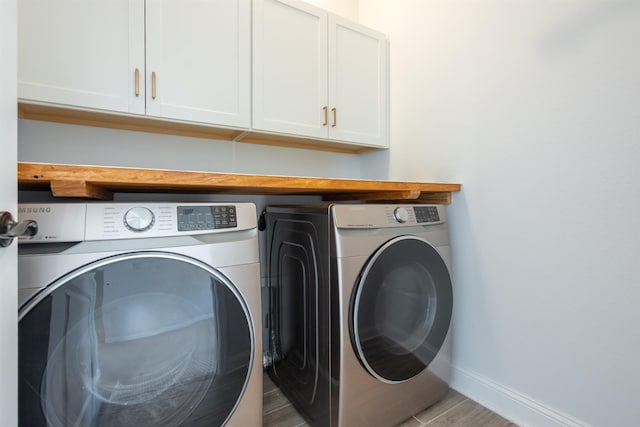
[17,202,262,427]
[266,204,453,427]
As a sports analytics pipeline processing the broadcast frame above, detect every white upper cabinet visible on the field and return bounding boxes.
[18,0,251,129]
[252,0,328,139]
[328,15,387,148]
[18,0,386,151]
[18,0,146,114]
[253,0,388,148]
[145,0,250,128]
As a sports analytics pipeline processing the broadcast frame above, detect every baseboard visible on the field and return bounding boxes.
[449,364,589,427]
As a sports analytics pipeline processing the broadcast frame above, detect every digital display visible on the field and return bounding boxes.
[177,205,237,231]
[413,206,440,223]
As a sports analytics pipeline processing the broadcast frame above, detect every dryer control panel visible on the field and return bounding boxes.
[333,204,446,229]
[18,202,256,243]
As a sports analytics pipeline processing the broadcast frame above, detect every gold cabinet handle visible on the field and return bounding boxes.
[322,106,328,126]
[151,71,157,100]
[331,107,337,127]
[134,68,140,97]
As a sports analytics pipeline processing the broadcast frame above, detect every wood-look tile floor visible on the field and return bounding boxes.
[263,373,518,427]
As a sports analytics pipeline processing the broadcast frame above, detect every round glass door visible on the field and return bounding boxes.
[19,252,253,427]
[350,236,453,383]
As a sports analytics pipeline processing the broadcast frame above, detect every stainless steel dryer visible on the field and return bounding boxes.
[266,204,453,427]
[18,202,262,427]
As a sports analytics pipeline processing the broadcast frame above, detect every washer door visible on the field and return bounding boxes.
[350,236,453,383]
[19,252,253,427]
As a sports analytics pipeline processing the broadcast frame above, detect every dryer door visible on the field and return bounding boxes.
[19,252,253,427]
[350,236,453,383]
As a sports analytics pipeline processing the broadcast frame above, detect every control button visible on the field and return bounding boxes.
[414,206,440,223]
[124,207,155,232]
[393,207,410,223]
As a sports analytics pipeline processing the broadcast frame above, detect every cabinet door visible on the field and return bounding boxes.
[253,0,328,138]
[328,15,388,148]
[145,0,250,128]
[18,0,145,114]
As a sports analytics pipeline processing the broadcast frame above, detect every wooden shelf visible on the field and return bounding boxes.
[18,163,461,203]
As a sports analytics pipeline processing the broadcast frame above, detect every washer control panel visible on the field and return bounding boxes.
[177,205,237,231]
[18,202,256,243]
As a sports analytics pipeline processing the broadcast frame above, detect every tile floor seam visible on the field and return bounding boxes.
[423,398,470,425]
[263,401,294,416]
[411,415,427,426]
[262,388,288,413]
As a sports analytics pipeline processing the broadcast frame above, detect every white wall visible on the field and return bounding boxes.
[359,0,640,426]
[18,119,361,179]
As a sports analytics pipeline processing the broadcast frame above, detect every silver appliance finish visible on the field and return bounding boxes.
[18,202,262,427]
[332,204,453,427]
[266,203,453,427]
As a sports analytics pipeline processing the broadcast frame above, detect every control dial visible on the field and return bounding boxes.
[393,207,410,223]
[124,207,155,232]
